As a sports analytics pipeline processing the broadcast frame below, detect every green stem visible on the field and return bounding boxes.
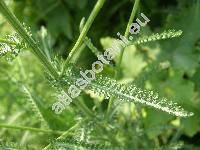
[117,0,140,76]
[0,124,63,134]
[0,0,93,119]
[71,43,86,64]
[0,0,59,79]
[106,0,140,117]
[62,0,106,73]
[124,0,140,38]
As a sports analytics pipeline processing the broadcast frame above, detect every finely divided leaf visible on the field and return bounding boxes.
[58,66,193,117]
[22,85,49,128]
[130,29,183,45]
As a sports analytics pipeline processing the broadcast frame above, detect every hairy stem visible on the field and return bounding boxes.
[0,0,58,78]
[107,0,140,116]
[62,0,106,73]
[0,124,63,134]
[0,0,94,119]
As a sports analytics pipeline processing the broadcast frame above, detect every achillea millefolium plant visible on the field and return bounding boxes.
[0,0,199,149]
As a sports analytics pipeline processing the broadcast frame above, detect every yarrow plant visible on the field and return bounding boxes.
[52,12,151,114]
[0,0,196,149]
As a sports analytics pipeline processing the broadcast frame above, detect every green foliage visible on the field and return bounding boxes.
[130,30,183,45]
[0,140,28,150]
[0,32,26,61]
[51,138,111,150]
[0,0,199,149]
[56,64,192,117]
[22,85,50,128]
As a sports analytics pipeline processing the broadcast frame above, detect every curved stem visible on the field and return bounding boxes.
[117,0,140,76]
[106,0,140,117]
[0,0,93,120]
[62,0,106,74]
[0,0,59,78]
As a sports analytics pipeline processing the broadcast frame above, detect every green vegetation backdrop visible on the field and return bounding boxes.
[0,0,199,149]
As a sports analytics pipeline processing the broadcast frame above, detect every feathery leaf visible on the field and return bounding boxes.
[0,32,26,61]
[21,85,49,128]
[50,65,193,117]
[158,142,184,150]
[130,29,183,45]
[0,141,28,150]
[51,138,111,150]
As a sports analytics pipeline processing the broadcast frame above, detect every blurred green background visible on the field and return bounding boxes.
[0,0,200,149]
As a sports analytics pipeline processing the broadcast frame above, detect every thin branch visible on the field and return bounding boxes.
[0,0,94,120]
[62,0,106,73]
[107,0,140,116]
[0,0,59,78]
[118,0,140,75]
